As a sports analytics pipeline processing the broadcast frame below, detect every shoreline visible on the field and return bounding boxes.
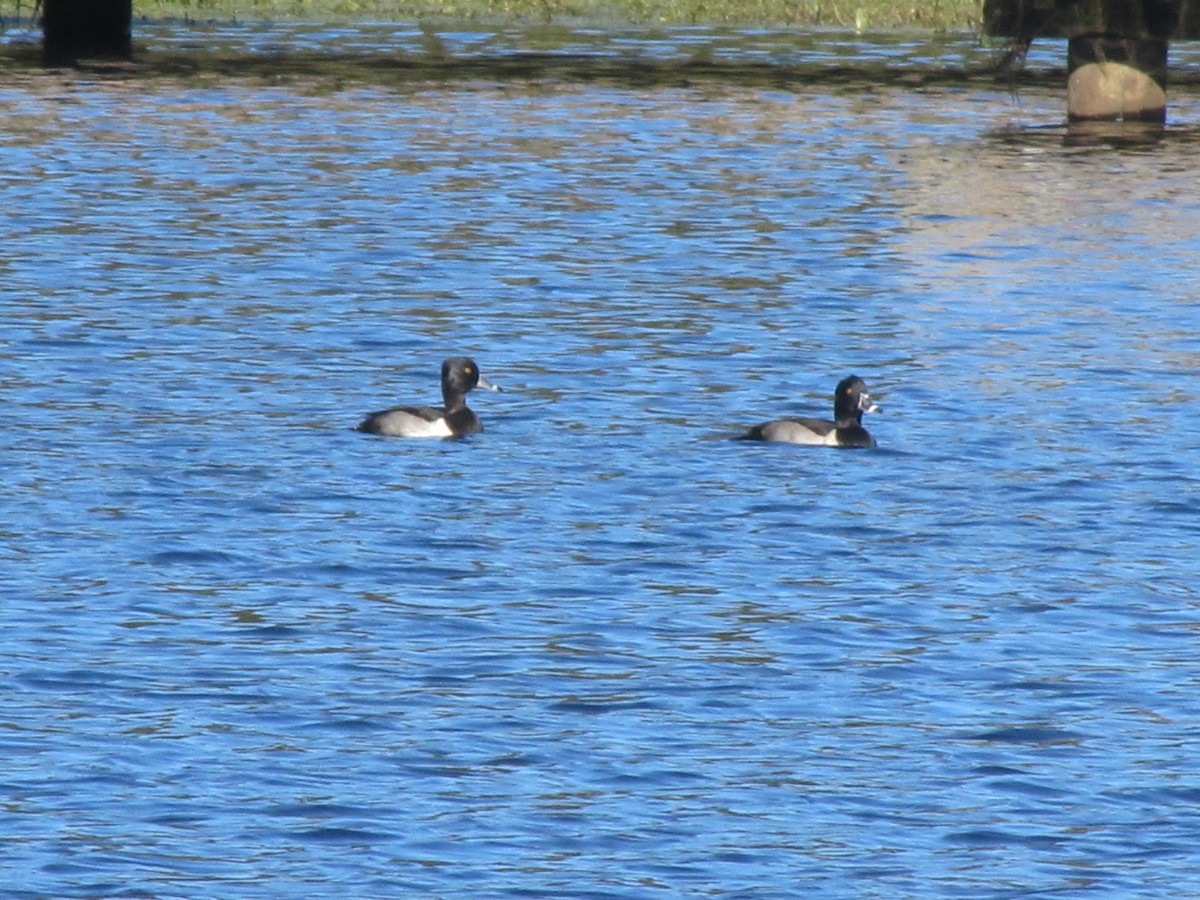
[123,1,983,31]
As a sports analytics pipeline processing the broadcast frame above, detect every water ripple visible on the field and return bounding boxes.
[3,22,1200,900]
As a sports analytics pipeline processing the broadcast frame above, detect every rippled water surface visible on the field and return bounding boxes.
[3,21,1200,899]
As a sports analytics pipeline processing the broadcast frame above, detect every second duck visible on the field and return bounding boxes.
[741,374,879,448]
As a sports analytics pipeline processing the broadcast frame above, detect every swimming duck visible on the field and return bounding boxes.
[356,357,500,438]
[742,375,878,447]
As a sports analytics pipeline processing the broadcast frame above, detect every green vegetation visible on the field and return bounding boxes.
[130,0,981,31]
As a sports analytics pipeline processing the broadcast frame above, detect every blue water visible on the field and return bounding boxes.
[3,22,1200,899]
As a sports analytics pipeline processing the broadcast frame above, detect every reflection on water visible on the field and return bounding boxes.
[1061,117,1168,146]
[2,21,1200,899]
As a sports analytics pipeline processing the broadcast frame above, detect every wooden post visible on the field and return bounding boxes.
[1068,33,1168,121]
[42,0,132,64]
[983,0,1198,123]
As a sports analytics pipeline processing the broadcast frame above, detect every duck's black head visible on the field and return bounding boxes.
[833,375,877,425]
[441,357,500,407]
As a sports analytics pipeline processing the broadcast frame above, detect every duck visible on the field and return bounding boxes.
[741,375,878,447]
[356,357,500,438]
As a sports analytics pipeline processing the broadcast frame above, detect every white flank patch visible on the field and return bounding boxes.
[401,416,455,438]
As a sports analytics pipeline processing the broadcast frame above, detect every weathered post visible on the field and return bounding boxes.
[984,0,1200,123]
[1066,2,1171,121]
[42,0,133,65]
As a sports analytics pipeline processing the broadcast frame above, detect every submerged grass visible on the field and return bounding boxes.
[126,0,982,31]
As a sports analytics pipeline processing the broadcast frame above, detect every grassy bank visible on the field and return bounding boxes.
[130,0,982,31]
